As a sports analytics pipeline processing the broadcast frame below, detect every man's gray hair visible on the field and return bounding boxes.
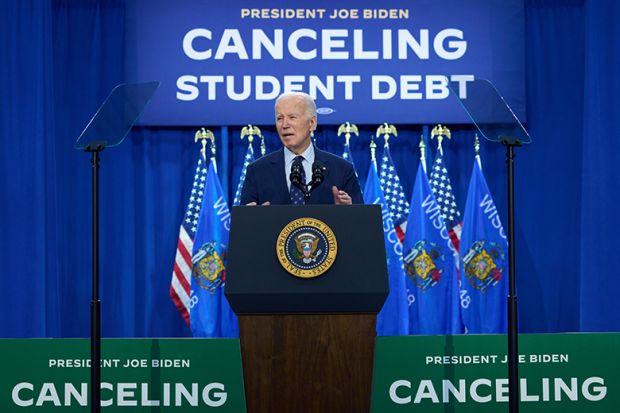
[275,91,316,119]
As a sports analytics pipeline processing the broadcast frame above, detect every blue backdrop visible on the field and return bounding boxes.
[1,0,618,338]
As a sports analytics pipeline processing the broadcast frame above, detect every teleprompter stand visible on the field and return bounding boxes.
[226,205,389,413]
[74,82,159,413]
[450,78,532,413]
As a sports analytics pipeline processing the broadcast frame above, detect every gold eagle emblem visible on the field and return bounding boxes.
[294,233,321,263]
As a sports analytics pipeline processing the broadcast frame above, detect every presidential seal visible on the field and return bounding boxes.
[276,218,337,278]
[192,241,226,294]
[462,240,505,293]
[403,240,446,291]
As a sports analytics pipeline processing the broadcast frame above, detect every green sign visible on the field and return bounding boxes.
[1,333,618,412]
[0,338,246,412]
[370,333,619,412]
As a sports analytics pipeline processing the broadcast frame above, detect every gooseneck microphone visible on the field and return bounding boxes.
[289,158,327,203]
[310,160,326,191]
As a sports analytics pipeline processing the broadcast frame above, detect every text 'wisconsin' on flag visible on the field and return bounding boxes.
[189,162,238,338]
[459,156,508,334]
[363,160,408,336]
[403,162,462,335]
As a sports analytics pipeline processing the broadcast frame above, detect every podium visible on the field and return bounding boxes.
[226,205,388,413]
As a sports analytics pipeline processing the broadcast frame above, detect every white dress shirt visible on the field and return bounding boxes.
[283,145,315,191]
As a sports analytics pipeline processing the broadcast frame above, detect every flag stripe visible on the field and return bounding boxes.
[171,268,191,304]
[448,226,461,252]
[396,221,407,243]
[173,259,191,295]
[169,285,190,325]
[169,158,208,326]
[170,232,192,321]
[177,229,193,274]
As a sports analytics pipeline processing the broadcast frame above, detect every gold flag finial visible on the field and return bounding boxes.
[376,123,398,147]
[194,128,210,162]
[241,124,262,145]
[430,124,451,156]
[195,128,215,161]
[337,122,359,146]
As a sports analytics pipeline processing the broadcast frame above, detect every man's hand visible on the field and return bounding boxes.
[332,186,352,205]
[245,201,271,206]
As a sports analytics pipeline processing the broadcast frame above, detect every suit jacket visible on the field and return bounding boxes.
[240,147,363,205]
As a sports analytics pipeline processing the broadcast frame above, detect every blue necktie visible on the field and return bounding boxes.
[290,156,306,205]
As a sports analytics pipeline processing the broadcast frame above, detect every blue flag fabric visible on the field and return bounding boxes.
[459,159,508,333]
[232,144,255,206]
[363,161,409,336]
[190,162,239,338]
[403,163,462,335]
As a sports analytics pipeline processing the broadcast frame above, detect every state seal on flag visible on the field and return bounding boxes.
[403,240,446,291]
[192,241,226,294]
[462,240,505,293]
[276,218,337,279]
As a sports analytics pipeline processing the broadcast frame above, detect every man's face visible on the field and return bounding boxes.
[275,96,316,154]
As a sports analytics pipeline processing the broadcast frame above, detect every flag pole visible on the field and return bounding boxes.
[502,137,521,413]
[85,143,103,413]
[419,134,426,173]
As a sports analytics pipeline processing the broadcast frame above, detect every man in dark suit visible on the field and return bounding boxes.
[240,92,362,205]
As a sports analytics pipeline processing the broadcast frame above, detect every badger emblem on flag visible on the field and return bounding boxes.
[192,241,226,294]
[403,240,445,291]
[462,240,505,293]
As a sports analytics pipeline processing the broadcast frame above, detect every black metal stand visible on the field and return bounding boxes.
[502,138,520,413]
[86,143,104,413]
[73,82,159,412]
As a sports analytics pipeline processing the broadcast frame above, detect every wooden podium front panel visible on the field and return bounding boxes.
[238,313,376,413]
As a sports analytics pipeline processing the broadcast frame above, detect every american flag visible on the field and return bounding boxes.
[429,153,462,251]
[342,144,359,177]
[232,144,255,206]
[379,145,409,242]
[169,157,208,325]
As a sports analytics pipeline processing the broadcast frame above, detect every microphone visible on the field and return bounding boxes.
[290,157,305,191]
[309,160,326,192]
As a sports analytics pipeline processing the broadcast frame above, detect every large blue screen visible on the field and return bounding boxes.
[128,0,525,125]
